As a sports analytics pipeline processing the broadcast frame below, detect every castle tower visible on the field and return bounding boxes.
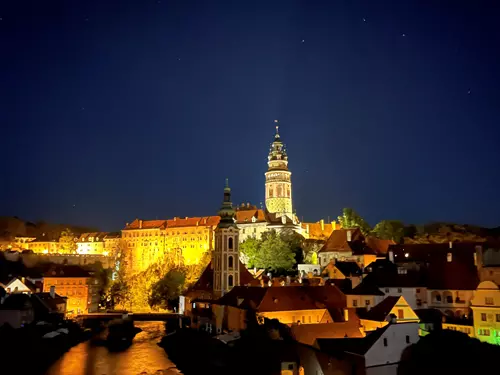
[265,121,293,217]
[213,178,240,299]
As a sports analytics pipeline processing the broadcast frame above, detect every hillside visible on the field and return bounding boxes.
[403,222,500,244]
[0,216,99,241]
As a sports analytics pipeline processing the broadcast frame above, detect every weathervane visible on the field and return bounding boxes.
[274,119,279,134]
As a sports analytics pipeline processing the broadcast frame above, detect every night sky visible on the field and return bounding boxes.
[1,0,500,231]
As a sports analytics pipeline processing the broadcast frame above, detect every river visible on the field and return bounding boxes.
[44,322,182,375]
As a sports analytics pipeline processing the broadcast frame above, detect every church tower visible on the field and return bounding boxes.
[213,179,240,299]
[265,121,293,218]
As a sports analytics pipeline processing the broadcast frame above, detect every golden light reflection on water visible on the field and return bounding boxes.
[45,322,182,375]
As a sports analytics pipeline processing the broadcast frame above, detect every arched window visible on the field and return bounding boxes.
[228,237,233,250]
[277,185,282,197]
[228,275,234,287]
[228,255,234,269]
[268,187,273,198]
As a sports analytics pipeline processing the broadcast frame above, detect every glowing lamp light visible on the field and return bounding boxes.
[43,249,49,254]
[405,253,409,258]
[103,251,109,256]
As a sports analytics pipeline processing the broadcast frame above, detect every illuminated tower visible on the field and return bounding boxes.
[265,121,293,218]
[213,179,240,299]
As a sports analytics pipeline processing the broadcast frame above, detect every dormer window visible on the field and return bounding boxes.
[252,216,256,223]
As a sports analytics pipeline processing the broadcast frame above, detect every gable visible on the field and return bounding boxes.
[5,278,32,293]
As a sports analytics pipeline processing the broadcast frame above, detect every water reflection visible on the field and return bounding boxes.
[45,322,181,375]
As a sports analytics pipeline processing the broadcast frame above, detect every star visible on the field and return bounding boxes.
[402,33,406,37]
[363,18,366,22]
[274,119,279,123]
[468,89,471,94]
[177,58,181,61]
[301,39,305,43]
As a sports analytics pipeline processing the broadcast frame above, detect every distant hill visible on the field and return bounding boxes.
[0,216,99,241]
[403,222,500,244]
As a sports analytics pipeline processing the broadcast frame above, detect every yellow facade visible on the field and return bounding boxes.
[442,323,474,338]
[471,281,500,345]
[122,217,220,274]
[361,296,419,332]
[27,241,61,254]
[43,277,90,315]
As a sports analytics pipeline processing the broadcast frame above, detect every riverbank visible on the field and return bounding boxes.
[0,320,90,375]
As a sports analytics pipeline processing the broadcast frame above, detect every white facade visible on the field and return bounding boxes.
[365,322,419,370]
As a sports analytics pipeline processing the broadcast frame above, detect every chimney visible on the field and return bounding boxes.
[320,219,324,231]
[388,250,395,263]
[347,230,352,242]
[333,222,336,230]
[449,241,453,249]
[343,309,349,322]
[21,277,25,284]
[139,220,143,229]
[447,252,452,263]
[50,285,55,298]
[475,245,483,268]
[306,224,310,234]
[247,202,250,208]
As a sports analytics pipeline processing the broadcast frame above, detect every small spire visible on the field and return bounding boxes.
[274,119,279,136]
[225,178,229,189]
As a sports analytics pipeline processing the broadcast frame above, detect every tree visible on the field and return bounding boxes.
[337,208,371,235]
[240,237,260,268]
[254,230,296,273]
[59,228,77,253]
[149,268,186,310]
[372,220,405,243]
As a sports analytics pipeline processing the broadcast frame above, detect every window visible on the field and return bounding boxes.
[292,316,295,323]
[268,188,273,198]
[383,338,388,347]
[398,309,404,319]
[385,288,389,293]
[365,300,370,306]
[302,316,305,323]
[416,289,420,293]
[228,237,233,250]
[496,314,500,323]
[397,288,402,293]
[486,297,494,305]
[316,315,320,323]
[406,335,410,344]
[228,256,234,269]
[481,313,487,322]
[308,316,311,323]
[479,329,490,336]
[353,300,358,307]
[228,275,234,287]
[288,364,294,370]
[446,295,453,303]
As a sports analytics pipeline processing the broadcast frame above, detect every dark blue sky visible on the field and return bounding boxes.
[1,0,500,231]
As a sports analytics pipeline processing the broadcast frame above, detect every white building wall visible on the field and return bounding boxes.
[365,322,419,368]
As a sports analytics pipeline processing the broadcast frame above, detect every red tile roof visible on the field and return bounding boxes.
[124,219,167,230]
[166,216,220,228]
[318,228,364,254]
[301,221,339,240]
[365,237,395,255]
[291,321,364,346]
[235,209,266,224]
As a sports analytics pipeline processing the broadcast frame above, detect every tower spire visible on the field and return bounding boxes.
[218,179,236,228]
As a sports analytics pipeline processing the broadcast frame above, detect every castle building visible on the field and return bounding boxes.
[213,179,240,299]
[122,216,220,274]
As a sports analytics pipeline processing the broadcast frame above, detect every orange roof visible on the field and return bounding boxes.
[318,228,364,254]
[301,220,340,240]
[166,216,220,228]
[235,209,266,224]
[365,236,395,255]
[124,219,166,230]
[291,321,364,346]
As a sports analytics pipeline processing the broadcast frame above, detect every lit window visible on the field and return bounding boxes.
[353,300,358,307]
[486,297,494,305]
[365,300,370,306]
[398,309,404,319]
[496,314,500,323]
[481,313,487,321]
